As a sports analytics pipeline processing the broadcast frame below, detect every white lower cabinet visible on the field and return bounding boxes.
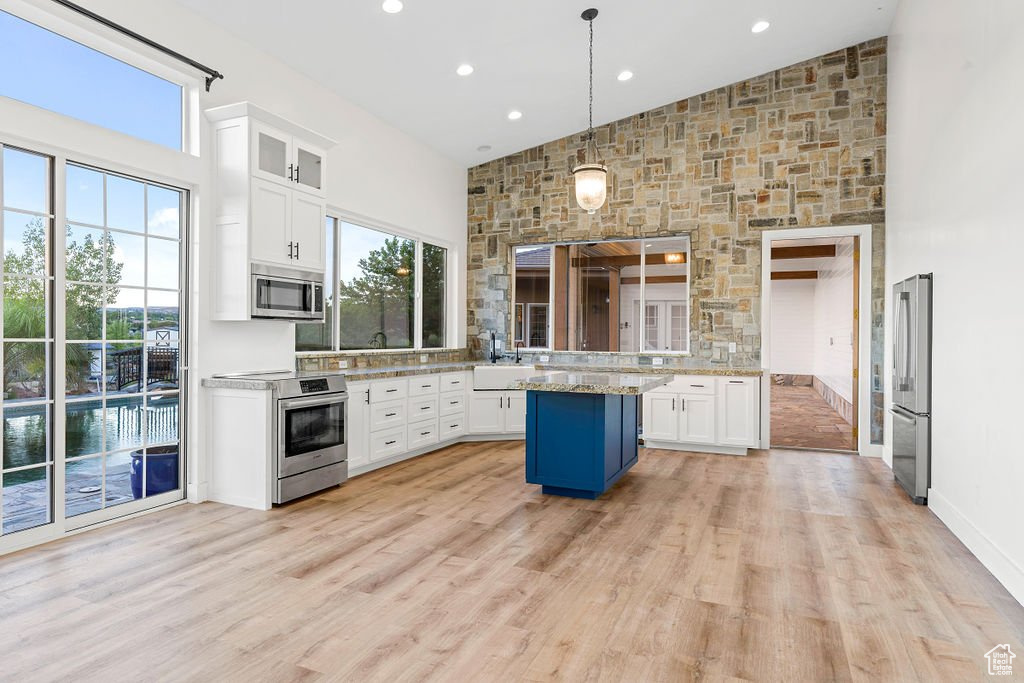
[350,371,469,475]
[468,390,526,435]
[347,382,371,470]
[716,377,759,447]
[370,427,407,462]
[643,374,760,453]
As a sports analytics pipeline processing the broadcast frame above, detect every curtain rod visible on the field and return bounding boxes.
[50,0,224,91]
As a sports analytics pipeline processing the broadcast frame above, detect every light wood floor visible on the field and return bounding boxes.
[771,384,856,451]
[2,442,1022,682]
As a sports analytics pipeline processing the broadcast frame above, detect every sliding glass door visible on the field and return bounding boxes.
[1,143,187,539]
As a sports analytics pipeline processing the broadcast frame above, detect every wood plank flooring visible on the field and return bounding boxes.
[771,384,856,451]
[1,441,1022,682]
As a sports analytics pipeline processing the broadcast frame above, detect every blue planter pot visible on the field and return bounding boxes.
[130,445,179,499]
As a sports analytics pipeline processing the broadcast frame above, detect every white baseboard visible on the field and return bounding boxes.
[928,487,1024,607]
[208,491,271,511]
[643,440,749,456]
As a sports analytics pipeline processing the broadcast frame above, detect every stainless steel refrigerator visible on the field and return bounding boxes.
[891,274,932,504]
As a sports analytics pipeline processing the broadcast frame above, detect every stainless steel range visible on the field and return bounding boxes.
[224,370,348,503]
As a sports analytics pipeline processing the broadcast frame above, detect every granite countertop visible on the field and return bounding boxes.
[513,372,673,395]
[543,364,763,377]
[340,361,477,381]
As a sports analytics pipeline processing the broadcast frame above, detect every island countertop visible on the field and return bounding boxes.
[513,371,673,395]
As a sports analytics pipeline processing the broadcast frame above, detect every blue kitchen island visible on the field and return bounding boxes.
[515,372,672,499]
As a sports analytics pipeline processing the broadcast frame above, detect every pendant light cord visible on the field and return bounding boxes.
[588,16,594,144]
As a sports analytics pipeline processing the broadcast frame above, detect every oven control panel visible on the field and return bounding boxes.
[299,378,330,394]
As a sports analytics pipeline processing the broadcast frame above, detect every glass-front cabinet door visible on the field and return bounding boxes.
[252,121,292,186]
[293,139,325,195]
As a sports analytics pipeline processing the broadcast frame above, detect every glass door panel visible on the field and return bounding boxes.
[64,164,184,523]
[294,144,323,192]
[2,146,54,536]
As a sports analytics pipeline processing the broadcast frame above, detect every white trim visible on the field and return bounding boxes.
[928,487,1024,606]
[643,441,749,456]
[759,225,880,457]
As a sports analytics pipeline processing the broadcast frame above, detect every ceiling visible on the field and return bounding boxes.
[173,0,897,167]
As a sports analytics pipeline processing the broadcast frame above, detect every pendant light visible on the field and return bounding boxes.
[573,7,608,215]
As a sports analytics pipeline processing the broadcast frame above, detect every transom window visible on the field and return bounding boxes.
[297,218,449,352]
[512,236,691,353]
[0,10,184,150]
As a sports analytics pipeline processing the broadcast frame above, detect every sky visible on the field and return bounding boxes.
[0,10,182,150]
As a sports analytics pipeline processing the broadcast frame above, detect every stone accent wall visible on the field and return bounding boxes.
[466,38,887,442]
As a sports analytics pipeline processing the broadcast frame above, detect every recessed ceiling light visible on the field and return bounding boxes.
[617,70,633,81]
[751,20,770,33]
[507,110,523,121]
[456,64,474,76]
[382,0,403,14]
[477,145,492,152]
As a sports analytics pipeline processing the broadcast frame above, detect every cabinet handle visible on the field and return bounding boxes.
[422,384,432,388]
[450,400,458,405]
[729,380,744,384]
[451,380,460,384]
[420,406,430,411]
[386,388,397,393]
[672,398,675,411]
[420,431,430,436]
[288,164,294,181]
[680,398,685,411]
[450,424,458,429]
[500,396,503,409]
[295,165,300,183]
[691,384,704,388]
[385,440,396,446]
[294,242,300,259]
[288,241,294,259]
[385,412,396,417]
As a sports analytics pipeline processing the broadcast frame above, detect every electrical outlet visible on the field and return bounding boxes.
[420,354,428,363]
[728,342,737,353]
[337,360,349,369]
[539,355,550,363]
[652,357,664,366]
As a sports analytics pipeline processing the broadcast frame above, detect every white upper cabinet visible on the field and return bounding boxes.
[207,102,335,320]
[251,120,327,198]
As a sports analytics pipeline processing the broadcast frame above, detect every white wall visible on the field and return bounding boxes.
[888,0,1024,604]
[769,280,815,375]
[813,237,855,401]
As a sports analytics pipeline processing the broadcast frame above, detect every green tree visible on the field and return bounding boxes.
[337,237,416,349]
[3,217,124,397]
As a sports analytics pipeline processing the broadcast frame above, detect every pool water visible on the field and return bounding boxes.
[2,396,179,486]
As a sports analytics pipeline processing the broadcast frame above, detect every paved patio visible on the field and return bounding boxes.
[2,463,135,535]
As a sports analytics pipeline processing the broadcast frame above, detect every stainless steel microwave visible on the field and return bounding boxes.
[251,264,324,320]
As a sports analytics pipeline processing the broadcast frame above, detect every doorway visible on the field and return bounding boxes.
[763,234,861,451]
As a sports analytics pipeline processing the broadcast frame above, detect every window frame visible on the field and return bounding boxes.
[511,235,692,355]
[298,208,459,353]
[1,1,202,155]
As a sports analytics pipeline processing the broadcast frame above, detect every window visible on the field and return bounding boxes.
[512,236,690,353]
[512,246,551,348]
[0,10,184,150]
[297,218,450,351]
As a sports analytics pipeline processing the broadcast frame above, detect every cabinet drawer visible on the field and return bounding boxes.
[370,399,406,431]
[408,375,440,397]
[370,379,407,403]
[407,420,439,450]
[370,427,406,462]
[440,372,467,392]
[408,396,438,422]
[676,378,715,395]
[439,412,466,440]
[439,391,465,416]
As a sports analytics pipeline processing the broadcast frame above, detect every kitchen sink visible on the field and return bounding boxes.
[473,365,552,390]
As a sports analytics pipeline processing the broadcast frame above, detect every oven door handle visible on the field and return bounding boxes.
[279,394,348,411]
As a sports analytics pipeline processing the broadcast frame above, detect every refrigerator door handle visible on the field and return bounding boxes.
[889,406,917,424]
